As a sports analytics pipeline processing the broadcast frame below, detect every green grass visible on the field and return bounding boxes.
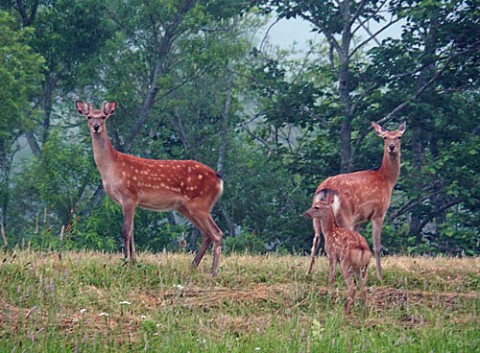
[0,250,478,352]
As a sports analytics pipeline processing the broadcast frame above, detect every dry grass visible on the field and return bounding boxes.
[0,250,478,352]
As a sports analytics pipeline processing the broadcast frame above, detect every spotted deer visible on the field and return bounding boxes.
[76,101,224,275]
[305,189,372,314]
[307,121,406,280]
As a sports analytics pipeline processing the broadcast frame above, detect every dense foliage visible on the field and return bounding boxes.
[0,0,479,256]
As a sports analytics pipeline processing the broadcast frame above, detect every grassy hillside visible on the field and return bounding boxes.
[0,250,478,352]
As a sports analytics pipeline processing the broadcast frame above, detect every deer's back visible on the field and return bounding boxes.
[327,227,372,270]
[316,170,394,227]
[102,153,223,211]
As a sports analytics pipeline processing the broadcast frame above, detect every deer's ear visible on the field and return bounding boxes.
[103,101,116,116]
[325,192,335,204]
[398,122,406,135]
[76,101,89,116]
[371,121,385,137]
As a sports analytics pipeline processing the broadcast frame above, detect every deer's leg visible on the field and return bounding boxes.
[193,216,222,275]
[341,263,355,315]
[328,255,337,295]
[121,203,136,263]
[207,216,223,276]
[179,206,223,275]
[372,217,384,281]
[191,214,223,275]
[130,228,136,262]
[192,236,213,269]
[360,266,368,316]
[307,218,322,275]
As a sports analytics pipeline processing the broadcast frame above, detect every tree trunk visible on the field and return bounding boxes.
[338,0,353,173]
[217,68,235,236]
[409,17,439,237]
[217,69,233,176]
[124,0,197,153]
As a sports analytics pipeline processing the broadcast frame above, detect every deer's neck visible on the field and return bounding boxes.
[378,151,401,186]
[91,129,118,176]
[319,210,338,239]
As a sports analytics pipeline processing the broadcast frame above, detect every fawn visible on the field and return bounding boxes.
[305,189,372,314]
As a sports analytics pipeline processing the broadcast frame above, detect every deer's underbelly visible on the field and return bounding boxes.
[356,202,390,223]
[336,199,390,229]
[137,193,182,212]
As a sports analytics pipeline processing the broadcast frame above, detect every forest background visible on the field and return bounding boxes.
[0,0,479,258]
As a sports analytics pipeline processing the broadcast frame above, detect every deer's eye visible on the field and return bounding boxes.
[87,116,92,120]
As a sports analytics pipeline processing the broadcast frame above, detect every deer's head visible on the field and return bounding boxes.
[305,189,337,219]
[76,101,116,134]
[372,121,406,157]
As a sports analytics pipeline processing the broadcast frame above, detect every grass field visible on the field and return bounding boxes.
[0,250,478,352]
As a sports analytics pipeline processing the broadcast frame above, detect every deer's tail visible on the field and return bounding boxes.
[351,245,372,270]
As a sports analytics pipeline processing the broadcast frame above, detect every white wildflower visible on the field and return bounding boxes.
[119,301,132,305]
[98,312,109,317]
[80,308,87,314]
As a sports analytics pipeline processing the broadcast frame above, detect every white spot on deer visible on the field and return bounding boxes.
[332,194,341,214]
[198,174,203,180]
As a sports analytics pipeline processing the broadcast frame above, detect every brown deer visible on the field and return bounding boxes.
[76,101,224,275]
[307,121,406,280]
[305,189,372,314]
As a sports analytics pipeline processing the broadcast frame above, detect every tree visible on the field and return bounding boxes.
[254,0,480,254]
[257,0,402,172]
[1,0,116,157]
[365,0,480,253]
[0,10,44,247]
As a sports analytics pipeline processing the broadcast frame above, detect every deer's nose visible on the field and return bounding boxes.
[388,143,395,152]
[93,124,100,133]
